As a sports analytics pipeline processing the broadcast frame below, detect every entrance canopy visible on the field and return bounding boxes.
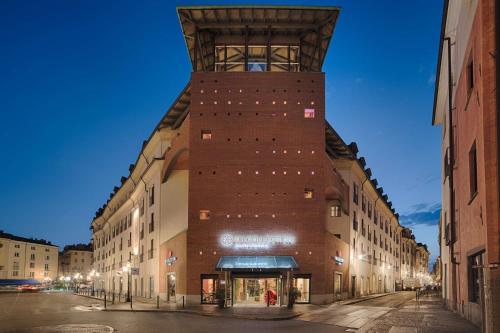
[216,256,298,271]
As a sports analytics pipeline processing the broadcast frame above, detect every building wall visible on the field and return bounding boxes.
[434,0,498,330]
[59,250,93,277]
[331,160,401,296]
[187,71,329,304]
[0,237,58,282]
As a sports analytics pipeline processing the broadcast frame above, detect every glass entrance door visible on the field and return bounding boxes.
[233,277,279,306]
[167,273,176,302]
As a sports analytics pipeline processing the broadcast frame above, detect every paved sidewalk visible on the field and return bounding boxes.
[359,294,480,333]
[73,291,394,321]
[74,293,321,320]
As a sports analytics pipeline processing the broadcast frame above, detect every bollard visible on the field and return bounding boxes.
[157,295,160,309]
[182,296,185,309]
[104,293,107,310]
[112,292,115,304]
[119,293,121,303]
[130,294,133,309]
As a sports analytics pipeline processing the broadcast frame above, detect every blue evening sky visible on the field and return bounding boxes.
[0,0,443,265]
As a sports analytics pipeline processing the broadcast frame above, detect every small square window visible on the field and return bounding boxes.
[304,189,313,199]
[201,130,212,140]
[199,210,211,220]
[331,205,341,217]
[304,108,315,118]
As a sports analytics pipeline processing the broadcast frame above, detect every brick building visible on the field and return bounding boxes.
[432,0,499,331]
[91,5,425,307]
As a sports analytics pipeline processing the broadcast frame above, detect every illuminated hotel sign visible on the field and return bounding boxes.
[219,233,296,249]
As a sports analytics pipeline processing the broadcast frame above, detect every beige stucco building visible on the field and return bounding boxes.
[0,231,59,282]
[329,146,404,296]
[58,244,93,278]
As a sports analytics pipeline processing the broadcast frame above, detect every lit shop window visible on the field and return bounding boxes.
[199,210,211,220]
[304,189,314,199]
[201,130,212,140]
[304,108,315,118]
[292,275,311,303]
[331,205,341,217]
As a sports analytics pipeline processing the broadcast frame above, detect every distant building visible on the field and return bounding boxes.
[415,243,430,286]
[0,231,59,282]
[58,243,93,278]
[431,256,442,286]
[432,0,499,331]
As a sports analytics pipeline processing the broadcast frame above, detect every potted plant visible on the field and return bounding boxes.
[288,287,301,308]
[215,287,226,308]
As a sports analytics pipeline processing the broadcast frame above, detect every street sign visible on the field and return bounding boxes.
[131,268,139,275]
[165,256,177,265]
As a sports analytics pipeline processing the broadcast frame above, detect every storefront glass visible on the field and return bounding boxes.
[233,278,279,306]
[201,275,218,304]
[292,275,311,303]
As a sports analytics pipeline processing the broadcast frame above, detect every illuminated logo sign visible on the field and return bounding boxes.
[219,233,296,249]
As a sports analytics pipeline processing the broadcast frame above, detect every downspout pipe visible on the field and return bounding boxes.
[444,37,456,260]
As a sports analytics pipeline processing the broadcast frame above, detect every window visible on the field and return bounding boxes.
[304,189,313,199]
[14,244,20,248]
[361,195,366,212]
[469,251,484,303]
[44,264,49,271]
[30,262,35,268]
[14,252,19,257]
[30,254,35,260]
[469,142,478,198]
[353,211,358,231]
[467,55,474,97]
[292,275,311,303]
[201,275,219,304]
[214,44,300,72]
[46,256,49,260]
[140,198,145,216]
[30,272,34,278]
[149,185,155,206]
[200,210,211,220]
[353,183,359,204]
[31,246,35,250]
[304,108,315,118]
[149,213,155,233]
[201,130,212,140]
[149,239,154,259]
[331,205,341,217]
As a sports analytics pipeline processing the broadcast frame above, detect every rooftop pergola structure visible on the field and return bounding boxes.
[177,6,340,72]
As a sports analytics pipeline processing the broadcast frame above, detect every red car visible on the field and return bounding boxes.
[17,285,41,292]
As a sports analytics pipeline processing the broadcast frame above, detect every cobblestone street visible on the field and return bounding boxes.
[359,294,480,333]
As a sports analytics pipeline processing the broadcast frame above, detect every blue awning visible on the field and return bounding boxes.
[216,256,298,271]
[0,279,41,286]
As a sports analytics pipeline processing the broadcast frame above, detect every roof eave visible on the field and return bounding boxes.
[432,0,450,126]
